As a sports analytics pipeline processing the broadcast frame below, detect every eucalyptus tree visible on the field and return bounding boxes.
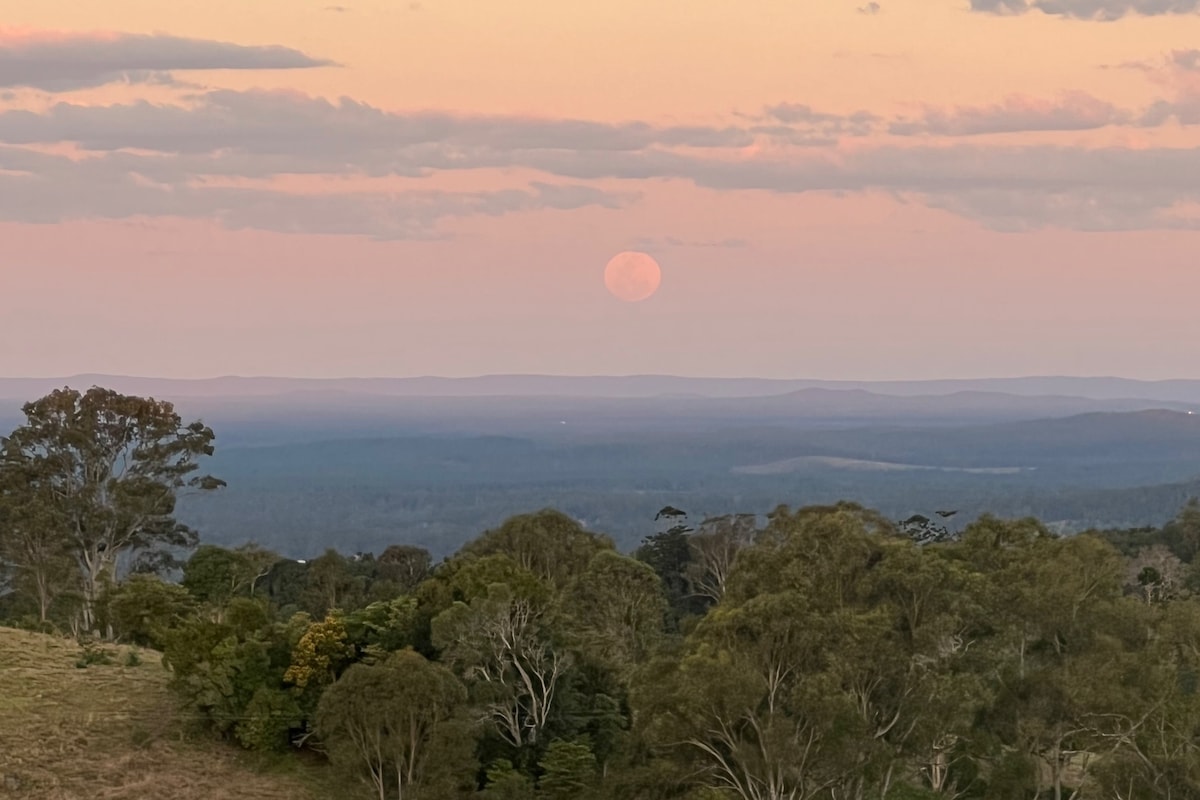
[315,649,474,800]
[182,543,278,610]
[0,387,223,631]
[686,513,758,604]
[561,549,667,673]
[458,508,612,588]
[432,556,568,749]
[0,462,76,622]
[634,504,895,800]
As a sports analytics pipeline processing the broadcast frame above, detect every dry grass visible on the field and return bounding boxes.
[0,627,350,800]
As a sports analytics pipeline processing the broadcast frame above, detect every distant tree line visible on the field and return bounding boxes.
[6,387,1200,798]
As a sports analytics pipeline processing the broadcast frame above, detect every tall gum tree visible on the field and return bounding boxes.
[0,461,77,622]
[0,387,224,632]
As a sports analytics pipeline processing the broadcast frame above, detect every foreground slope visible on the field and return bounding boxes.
[0,628,338,800]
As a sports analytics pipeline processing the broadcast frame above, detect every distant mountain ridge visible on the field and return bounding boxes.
[4,373,1200,403]
[5,374,1197,555]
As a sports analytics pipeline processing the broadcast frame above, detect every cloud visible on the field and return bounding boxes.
[0,90,754,173]
[1170,49,1200,71]
[756,103,880,142]
[0,146,634,239]
[969,0,1200,19]
[633,236,750,249]
[857,2,883,13]
[0,30,333,91]
[889,91,1132,136]
[1105,49,1200,73]
[505,142,1200,231]
[4,87,1200,233]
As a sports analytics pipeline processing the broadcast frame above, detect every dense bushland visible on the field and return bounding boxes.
[6,387,1200,799]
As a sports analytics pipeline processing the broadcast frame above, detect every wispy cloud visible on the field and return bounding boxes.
[0,30,333,91]
[969,0,1200,20]
[633,235,750,250]
[0,145,634,238]
[889,91,1132,136]
[0,90,753,162]
[4,79,1200,233]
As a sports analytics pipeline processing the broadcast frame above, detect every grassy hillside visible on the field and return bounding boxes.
[0,628,345,800]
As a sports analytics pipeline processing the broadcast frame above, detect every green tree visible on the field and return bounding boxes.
[433,578,567,748]
[236,686,303,752]
[686,513,758,604]
[635,505,891,800]
[635,524,705,629]
[561,550,666,673]
[162,617,283,744]
[0,464,77,623]
[1089,600,1200,797]
[103,573,197,648]
[305,549,358,615]
[284,612,355,692]
[344,595,421,658]
[183,543,278,611]
[459,509,612,588]
[480,759,535,799]
[538,739,598,799]
[0,387,223,632]
[865,541,987,796]
[315,649,475,800]
[377,544,432,594]
[262,557,309,612]
[1161,497,1200,563]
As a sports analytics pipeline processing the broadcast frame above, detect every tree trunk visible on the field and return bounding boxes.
[36,573,51,623]
[79,552,115,636]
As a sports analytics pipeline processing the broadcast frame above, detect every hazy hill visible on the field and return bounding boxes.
[755,409,1200,470]
[6,375,1200,558]
[171,409,1200,557]
[4,373,1200,402]
[3,382,1195,449]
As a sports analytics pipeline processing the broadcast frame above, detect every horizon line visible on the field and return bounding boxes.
[2,372,1200,384]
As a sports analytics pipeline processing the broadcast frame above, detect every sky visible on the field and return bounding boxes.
[2,0,1200,380]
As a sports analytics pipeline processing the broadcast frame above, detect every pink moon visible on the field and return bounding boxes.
[603,251,662,302]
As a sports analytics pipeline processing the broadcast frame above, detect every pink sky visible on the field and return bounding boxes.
[2,0,1200,379]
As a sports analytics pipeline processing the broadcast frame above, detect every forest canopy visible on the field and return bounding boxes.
[4,387,1200,799]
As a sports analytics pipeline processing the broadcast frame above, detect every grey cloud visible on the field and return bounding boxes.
[705,146,1200,230]
[889,92,1132,136]
[757,103,880,142]
[0,91,752,160]
[0,146,632,239]
[633,235,750,250]
[857,2,883,13]
[0,32,333,92]
[1138,95,1200,126]
[764,103,878,127]
[1105,49,1200,72]
[6,129,1200,232]
[1170,49,1200,70]
[969,0,1200,18]
[5,88,1200,232]
[926,187,1199,231]
[510,143,1200,231]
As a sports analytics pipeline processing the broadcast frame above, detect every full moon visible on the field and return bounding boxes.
[603,251,662,302]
